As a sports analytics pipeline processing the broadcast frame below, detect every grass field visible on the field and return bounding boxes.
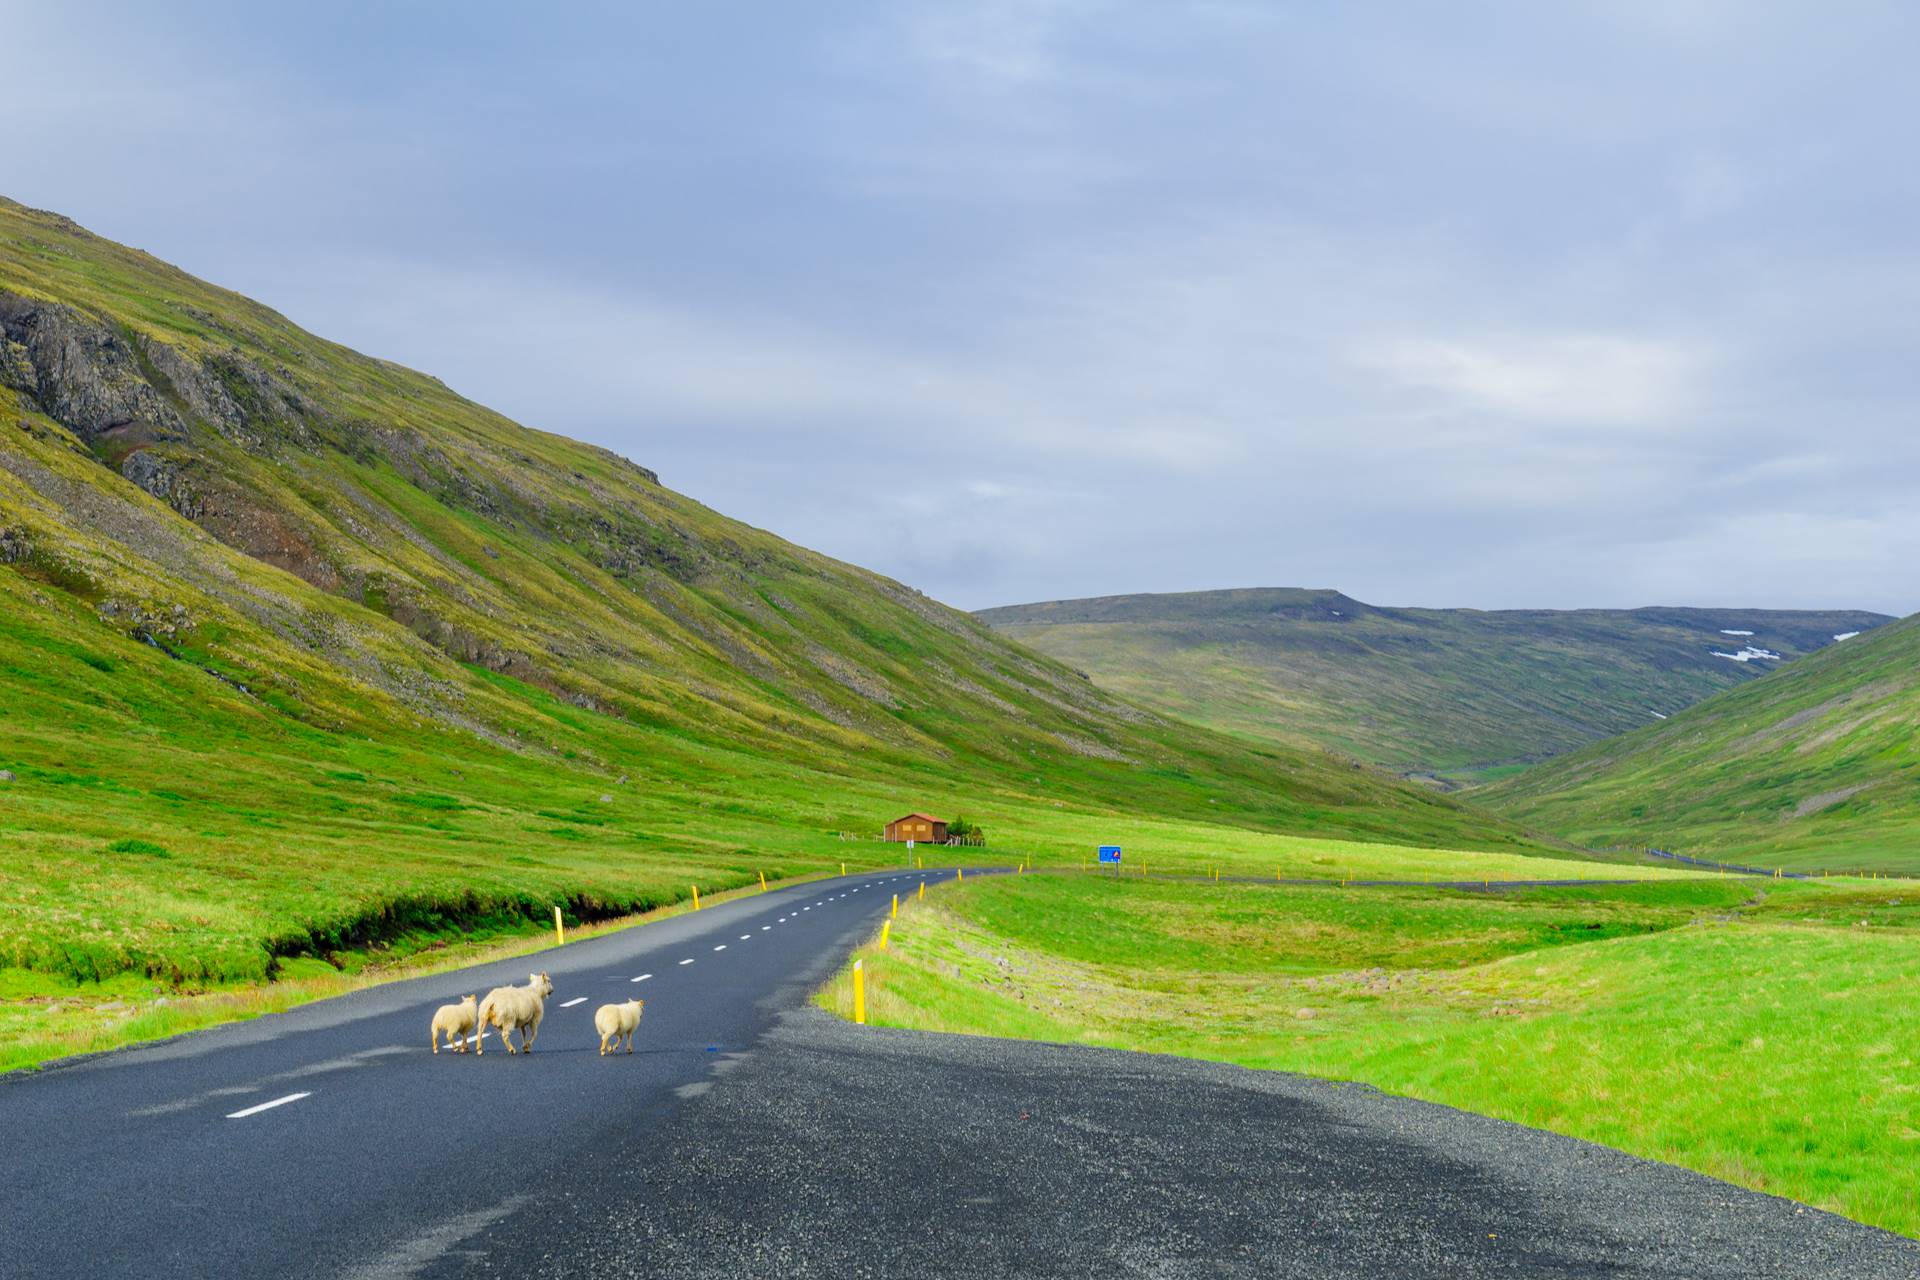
[822,872,1920,1238]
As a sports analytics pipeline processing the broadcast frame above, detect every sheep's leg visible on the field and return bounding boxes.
[599,1032,612,1056]
[624,1030,634,1054]
[432,1030,440,1055]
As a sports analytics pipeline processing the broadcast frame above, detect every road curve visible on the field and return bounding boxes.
[3,866,1913,1279]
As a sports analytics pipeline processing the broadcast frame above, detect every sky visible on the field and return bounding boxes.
[4,1,1918,615]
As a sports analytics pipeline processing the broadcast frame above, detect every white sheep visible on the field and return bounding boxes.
[475,972,554,1055]
[594,998,645,1055]
[429,993,478,1055]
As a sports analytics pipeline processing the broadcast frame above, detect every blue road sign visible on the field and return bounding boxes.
[1098,845,1122,864]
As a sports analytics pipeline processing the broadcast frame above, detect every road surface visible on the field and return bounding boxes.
[2,867,1912,1279]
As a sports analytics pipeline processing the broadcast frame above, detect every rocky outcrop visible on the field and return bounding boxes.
[0,289,327,456]
[0,291,185,442]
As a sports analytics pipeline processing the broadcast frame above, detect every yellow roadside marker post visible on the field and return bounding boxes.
[691,885,701,910]
[958,867,964,882]
[918,881,925,901]
[853,960,866,1025]
[759,870,767,892]
[841,861,847,878]
[891,893,899,920]
[554,905,565,946]
[880,920,891,951]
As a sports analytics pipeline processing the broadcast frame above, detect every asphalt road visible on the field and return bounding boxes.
[4,866,1915,1279]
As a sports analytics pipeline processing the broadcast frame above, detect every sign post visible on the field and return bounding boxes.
[1098,845,1122,880]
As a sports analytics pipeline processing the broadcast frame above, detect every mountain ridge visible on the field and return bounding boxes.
[979,587,1891,783]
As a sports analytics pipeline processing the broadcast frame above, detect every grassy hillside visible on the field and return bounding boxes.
[825,872,1920,1238]
[1481,611,1920,871]
[0,197,1551,1021]
[980,588,1888,784]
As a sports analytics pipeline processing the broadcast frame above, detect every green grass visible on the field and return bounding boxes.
[980,588,1888,781]
[1482,612,1920,871]
[824,872,1920,1238]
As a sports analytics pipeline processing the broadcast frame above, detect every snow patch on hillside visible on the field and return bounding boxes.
[1711,646,1782,663]
[1720,629,1755,636]
[1834,631,1861,642]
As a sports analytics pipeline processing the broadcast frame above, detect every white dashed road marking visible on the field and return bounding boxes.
[226,1092,310,1120]
[631,974,653,983]
[713,944,726,952]
[739,934,751,940]
[558,997,587,1008]
[678,959,695,966]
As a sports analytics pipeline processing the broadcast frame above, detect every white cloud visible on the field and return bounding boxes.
[1358,334,1708,429]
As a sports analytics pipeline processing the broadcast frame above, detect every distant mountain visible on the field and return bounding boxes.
[978,588,1892,784]
[0,199,1539,984]
[1480,611,1920,870]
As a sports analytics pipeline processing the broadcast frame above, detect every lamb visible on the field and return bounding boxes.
[430,994,478,1055]
[475,972,554,1055]
[594,998,645,1055]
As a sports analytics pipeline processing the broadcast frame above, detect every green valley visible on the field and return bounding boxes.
[0,198,1556,1067]
[978,588,1888,785]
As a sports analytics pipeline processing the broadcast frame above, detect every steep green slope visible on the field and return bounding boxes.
[979,589,1889,784]
[0,198,1542,989]
[1480,612,1920,870]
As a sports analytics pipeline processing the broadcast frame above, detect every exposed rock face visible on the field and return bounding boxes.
[120,449,206,520]
[0,292,184,442]
[0,288,333,457]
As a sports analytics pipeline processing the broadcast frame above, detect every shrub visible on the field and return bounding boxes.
[105,838,171,858]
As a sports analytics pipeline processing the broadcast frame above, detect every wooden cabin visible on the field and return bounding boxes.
[884,812,947,844]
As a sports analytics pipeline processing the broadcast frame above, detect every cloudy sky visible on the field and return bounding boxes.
[6,2,1917,614]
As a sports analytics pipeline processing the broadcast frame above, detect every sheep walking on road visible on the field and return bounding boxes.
[594,998,645,1055]
[430,994,478,1054]
[475,973,554,1055]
